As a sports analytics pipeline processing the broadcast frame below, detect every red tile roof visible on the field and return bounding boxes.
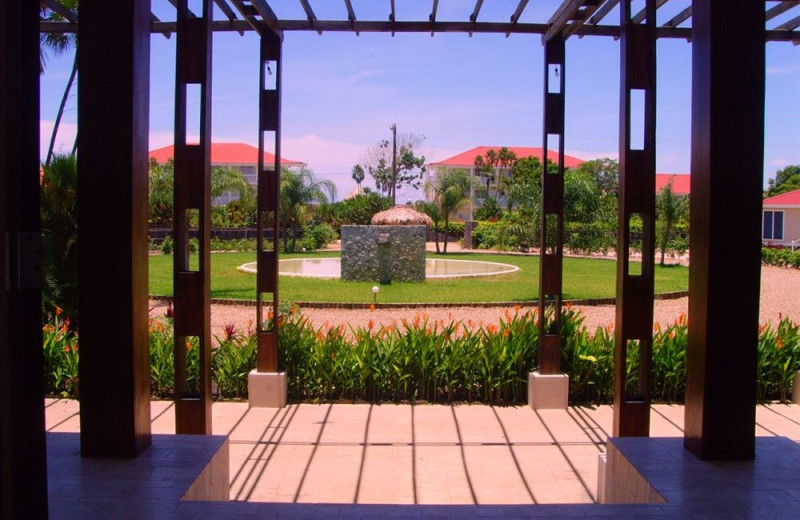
[655,174,690,195]
[149,143,303,166]
[763,188,800,206]
[430,146,584,169]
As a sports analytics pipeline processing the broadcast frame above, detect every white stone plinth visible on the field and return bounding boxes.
[793,371,800,405]
[527,371,569,410]
[248,370,287,408]
[596,452,607,504]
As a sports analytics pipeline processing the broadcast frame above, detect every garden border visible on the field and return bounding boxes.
[149,290,689,309]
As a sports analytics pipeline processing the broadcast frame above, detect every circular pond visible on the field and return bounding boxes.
[238,258,519,279]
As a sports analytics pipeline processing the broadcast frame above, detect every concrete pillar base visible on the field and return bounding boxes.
[248,370,287,408]
[596,452,607,504]
[528,371,569,410]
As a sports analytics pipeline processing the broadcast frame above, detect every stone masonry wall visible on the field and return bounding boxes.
[341,225,426,282]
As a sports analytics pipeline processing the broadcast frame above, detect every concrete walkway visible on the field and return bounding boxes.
[44,399,800,506]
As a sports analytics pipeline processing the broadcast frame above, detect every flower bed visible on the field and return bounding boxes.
[42,307,800,404]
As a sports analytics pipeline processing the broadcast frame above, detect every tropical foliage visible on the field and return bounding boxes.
[766,165,800,197]
[430,169,472,253]
[41,154,79,321]
[279,167,336,253]
[43,305,800,405]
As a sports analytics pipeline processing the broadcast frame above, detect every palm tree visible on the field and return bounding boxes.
[656,180,689,265]
[40,1,79,165]
[415,200,442,253]
[434,169,472,254]
[280,167,337,253]
[41,154,79,321]
[351,164,365,188]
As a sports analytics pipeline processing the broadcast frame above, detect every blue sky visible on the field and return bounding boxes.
[40,0,800,202]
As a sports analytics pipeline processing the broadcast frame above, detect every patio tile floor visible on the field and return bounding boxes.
[44,399,800,510]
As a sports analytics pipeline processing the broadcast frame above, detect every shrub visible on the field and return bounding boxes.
[763,246,800,269]
[42,306,800,404]
[160,235,174,255]
[303,222,338,250]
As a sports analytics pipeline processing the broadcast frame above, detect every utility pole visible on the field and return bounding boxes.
[390,123,397,205]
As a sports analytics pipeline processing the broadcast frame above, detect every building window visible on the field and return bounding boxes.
[763,210,784,240]
[239,166,257,185]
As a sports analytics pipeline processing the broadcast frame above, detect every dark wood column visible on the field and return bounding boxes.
[173,0,213,434]
[0,0,48,516]
[538,35,566,375]
[78,0,152,457]
[684,0,764,460]
[256,31,282,372]
[613,0,657,437]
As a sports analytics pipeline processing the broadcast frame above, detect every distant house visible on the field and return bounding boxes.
[656,173,690,196]
[426,145,690,219]
[426,146,585,219]
[763,188,800,248]
[149,142,305,203]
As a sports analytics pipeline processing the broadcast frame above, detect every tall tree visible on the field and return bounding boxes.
[415,200,443,253]
[434,169,472,254]
[40,1,79,165]
[656,180,689,265]
[362,130,426,204]
[41,154,79,321]
[351,164,365,188]
[766,165,800,197]
[279,167,337,252]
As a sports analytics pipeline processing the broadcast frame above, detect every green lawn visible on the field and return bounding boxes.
[148,251,688,304]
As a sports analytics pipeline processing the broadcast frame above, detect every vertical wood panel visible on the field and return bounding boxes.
[173,0,213,434]
[538,35,565,375]
[257,32,282,373]
[684,0,764,460]
[78,0,152,456]
[0,0,48,516]
[613,0,657,438]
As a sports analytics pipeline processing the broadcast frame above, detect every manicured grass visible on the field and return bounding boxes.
[148,251,688,303]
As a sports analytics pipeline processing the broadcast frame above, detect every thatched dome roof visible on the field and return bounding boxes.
[371,205,434,227]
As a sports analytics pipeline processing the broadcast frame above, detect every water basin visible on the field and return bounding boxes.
[238,258,519,279]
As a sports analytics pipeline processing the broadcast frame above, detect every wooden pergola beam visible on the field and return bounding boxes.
[587,0,618,26]
[298,0,322,34]
[766,1,800,22]
[42,0,76,22]
[775,14,800,31]
[663,5,691,28]
[213,0,244,35]
[631,0,667,25]
[511,0,530,23]
[470,0,485,22]
[38,14,800,42]
[544,0,606,42]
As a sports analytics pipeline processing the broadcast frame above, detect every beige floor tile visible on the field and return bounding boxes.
[452,404,506,445]
[366,404,412,444]
[493,405,554,444]
[415,445,474,504]
[319,404,370,443]
[413,404,459,444]
[296,445,362,503]
[357,446,415,504]
[463,445,532,504]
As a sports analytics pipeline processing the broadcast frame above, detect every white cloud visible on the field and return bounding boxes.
[566,149,618,161]
[769,158,789,168]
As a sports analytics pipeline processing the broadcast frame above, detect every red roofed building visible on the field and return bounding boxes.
[149,142,304,187]
[762,188,800,248]
[427,146,585,219]
[656,174,690,196]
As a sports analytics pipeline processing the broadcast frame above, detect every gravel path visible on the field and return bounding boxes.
[148,265,800,338]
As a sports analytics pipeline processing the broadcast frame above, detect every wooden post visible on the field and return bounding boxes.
[78,0,153,457]
[0,0,48,516]
[256,31,282,373]
[538,35,566,375]
[173,0,213,434]
[684,0,764,460]
[612,0,657,438]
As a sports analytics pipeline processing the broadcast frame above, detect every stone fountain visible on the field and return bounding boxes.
[340,205,433,283]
